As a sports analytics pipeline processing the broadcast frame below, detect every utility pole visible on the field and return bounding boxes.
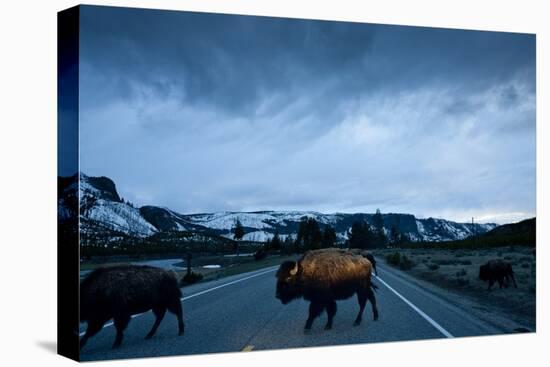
[472,217,475,246]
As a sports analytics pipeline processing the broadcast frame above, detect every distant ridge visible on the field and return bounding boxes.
[58,173,499,244]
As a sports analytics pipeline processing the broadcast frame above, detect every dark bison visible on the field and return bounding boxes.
[479,259,517,290]
[276,248,378,331]
[365,253,378,276]
[80,265,184,349]
[347,249,378,276]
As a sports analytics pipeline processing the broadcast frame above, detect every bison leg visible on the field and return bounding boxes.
[304,301,324,330]
[498,278,504,289]
[367,287,379,321]
[146,307,166,339]
[112,314,131,348]
[80,318,107,350]
[325,300,337,330]
[354,291,367,326]
[167,300,185,336]
[509,273,518,288]
[488,279,494,291]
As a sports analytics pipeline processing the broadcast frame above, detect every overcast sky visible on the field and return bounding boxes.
[77,6,536,224]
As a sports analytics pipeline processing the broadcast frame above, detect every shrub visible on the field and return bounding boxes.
[433,259,457,266]
[399,255,415,270]
[385,252,415,270]
[254,247,268,261]
[428,263,440,271]
[456,269,467,277]
[521,263,530,269]
[459,260,472,265]
[386,252,401,266]
[181,271,203,285]
[456,277,469,287]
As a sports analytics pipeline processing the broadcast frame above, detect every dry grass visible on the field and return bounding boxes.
[174,255,299,283]
[374,246,536,324]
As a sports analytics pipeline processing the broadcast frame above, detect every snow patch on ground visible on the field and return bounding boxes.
[202,265,221,269]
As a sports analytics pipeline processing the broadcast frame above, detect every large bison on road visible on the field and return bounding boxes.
[80,265,185,349]
[276,248,378,331]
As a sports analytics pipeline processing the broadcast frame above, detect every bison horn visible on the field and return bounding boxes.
[290,262,298,275]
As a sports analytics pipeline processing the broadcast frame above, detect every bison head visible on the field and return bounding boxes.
[275,261,302,304]
[479,264,488,281]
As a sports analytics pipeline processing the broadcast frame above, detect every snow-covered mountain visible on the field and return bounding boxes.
[181,211,497,242]
[63,174,157,237]
[58,173,498,243]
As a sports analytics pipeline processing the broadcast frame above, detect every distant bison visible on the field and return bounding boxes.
[347,249,378,276]
[479,259,517,290]
[276,248,378,331]
[80,265,184,349]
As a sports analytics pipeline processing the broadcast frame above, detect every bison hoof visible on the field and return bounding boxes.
[145,334,153,340]
[353,320,361,326]
[178,330,184,336]
[324,325,332,330]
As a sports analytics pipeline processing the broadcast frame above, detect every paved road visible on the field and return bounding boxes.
[80,260,506,361]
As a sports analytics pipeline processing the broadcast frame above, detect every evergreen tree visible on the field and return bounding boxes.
[271,230,282,250]
[348,221,372,249]
[371,209,387,247]
[389,224,402,245]
[232,219,245,241]
[297,217,323,250]
[281,234,293,255]
[373,209,384,231]
[322,225,337,248]
[232,219,245,255]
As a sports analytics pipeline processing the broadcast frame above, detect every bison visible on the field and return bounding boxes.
[80,265,185,349]
[347,249,378,276]
[479,259,517,290]
[276,248,378,331]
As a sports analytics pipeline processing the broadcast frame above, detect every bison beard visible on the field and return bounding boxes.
[479,259,518,290]
[276,249,379,331]
[79,265,185,349]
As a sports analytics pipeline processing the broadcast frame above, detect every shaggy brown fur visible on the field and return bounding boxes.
[276,248,378,331]
[479,259,517,290]
[80,265,184,349]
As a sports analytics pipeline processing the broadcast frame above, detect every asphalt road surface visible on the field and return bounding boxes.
[80,260,507,361]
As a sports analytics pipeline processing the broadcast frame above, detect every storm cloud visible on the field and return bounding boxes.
[78,5,536,224]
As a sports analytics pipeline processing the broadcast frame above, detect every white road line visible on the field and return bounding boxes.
[374,274,454,338]
[181,266,278,301]
[79,266,278,337]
